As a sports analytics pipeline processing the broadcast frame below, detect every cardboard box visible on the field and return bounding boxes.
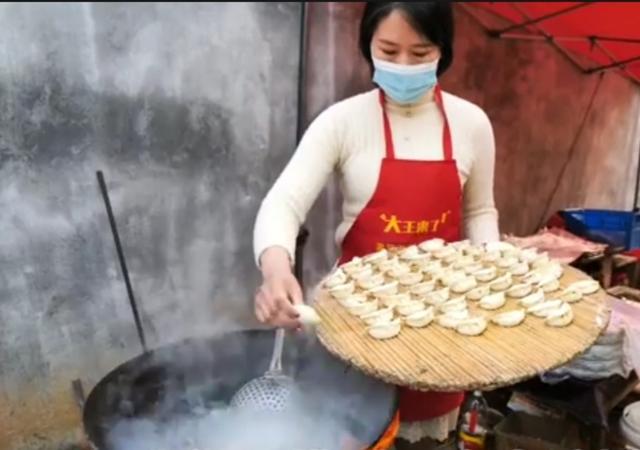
[493,412,582,450]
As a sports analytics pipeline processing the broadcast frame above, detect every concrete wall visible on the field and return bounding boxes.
[0,3,301,448]
[298,2,640,293]
[299,2,372,289]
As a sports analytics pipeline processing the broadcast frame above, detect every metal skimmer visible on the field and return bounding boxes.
[229,328,294,412]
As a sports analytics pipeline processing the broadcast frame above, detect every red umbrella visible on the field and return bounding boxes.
[462,2,640,86]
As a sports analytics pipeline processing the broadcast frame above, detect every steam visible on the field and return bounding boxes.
[107,404,340,450]
[99,332,394,450]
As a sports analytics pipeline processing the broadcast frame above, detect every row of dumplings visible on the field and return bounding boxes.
[322,239,601,340]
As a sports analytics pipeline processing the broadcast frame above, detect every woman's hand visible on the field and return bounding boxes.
[255,247,302,329]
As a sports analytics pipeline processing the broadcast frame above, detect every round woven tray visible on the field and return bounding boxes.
[313,265,610,392]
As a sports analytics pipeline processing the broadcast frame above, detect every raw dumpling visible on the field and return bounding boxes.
[484,241,516,253]
[367,281,399,297]
[399,245,421,260]
[474,267,497,283]
[538,275,560,293]
[293,304,321,325]
[496,256,519,270]
[405,307,435,328]
[452,256,476,270]
[387,263,412,278]
[363,249,389,265]
[338,293,367,309]
[450,239,472,251]
[527,300,563,318]
[519,289,545,308]
[436,309,470,328]
[502,248,522,260]
[377,292,411,308]
[567,279,600,295]
[410,280,437,296]
[537,262,564,280]
[482,250,502,264]
[491,309,526,327]
[361,307,394,326]
[368,318,401,340]
[506,283,533,299]
[329,281,356,299]
[398,271,424,286]
[419,260,443,274]
[438,270,467,287]
[464,245,484,258]
[419,238,445,253]
[558,287,583,303]
[489,273,512,292]
[424,287,450,306]
[357,273,386,290]
[347,300,379,317]
[377,256,401,273]
[442,252,461,266]
[466,285,491,301]
[479,292,506,310]
[508,261,530,277]
[531,253,551,269]
[341,257,364,275]
[450,276,478,294]
[396,300,426,316]
[433,246,458,260]
[403,253,432,265]
[464,263,485,275]
[350,265,375,282]
[545,304,574,327]
[522,270,543,285]
[324,269,348,289]
[439,297,468,314]
[456,316,488,336]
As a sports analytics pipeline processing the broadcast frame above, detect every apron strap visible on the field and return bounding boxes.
[378,85,453,161]
[434,85,453,161]
[378,89,396,159]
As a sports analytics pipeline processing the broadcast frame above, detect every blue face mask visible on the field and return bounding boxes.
[372,56,439,105]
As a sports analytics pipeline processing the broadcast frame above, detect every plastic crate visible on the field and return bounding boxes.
[561,208,640,250]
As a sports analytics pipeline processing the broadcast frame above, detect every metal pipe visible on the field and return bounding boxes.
[498,33,594,43]
[294,2,310,288]
[593,39,640,86]
[295,2,308,144]
[508,2,588,74]
[633,109,640,210]
[586,54,640,74]
[96,171,148,353]
[492,2,592,36]
[592,36,640,45]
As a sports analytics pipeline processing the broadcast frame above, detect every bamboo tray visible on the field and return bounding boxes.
[313,265,610,392]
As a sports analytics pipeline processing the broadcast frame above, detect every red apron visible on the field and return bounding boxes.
[338,86,464,423]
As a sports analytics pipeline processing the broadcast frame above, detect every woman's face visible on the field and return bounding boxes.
[371,9,441,66]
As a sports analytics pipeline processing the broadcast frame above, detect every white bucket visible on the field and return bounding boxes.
[621,401,640,449]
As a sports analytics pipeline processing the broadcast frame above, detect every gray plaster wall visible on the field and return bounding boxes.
[0,3,301,448]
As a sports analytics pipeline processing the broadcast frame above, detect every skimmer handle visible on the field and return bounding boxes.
[268,328,285,373]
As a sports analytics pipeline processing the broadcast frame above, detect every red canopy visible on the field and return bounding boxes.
[463,2,640,85]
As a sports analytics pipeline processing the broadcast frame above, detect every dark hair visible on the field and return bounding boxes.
[358,1,454,76]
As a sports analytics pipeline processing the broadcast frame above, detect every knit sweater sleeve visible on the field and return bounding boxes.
[462,108,500,244]
[253,105,343,267]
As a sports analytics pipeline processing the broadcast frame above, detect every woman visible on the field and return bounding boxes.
[253,2,500,448]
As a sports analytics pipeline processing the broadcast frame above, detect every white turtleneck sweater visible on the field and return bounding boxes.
[253,88,500,266]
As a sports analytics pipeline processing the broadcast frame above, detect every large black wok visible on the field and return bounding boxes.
[90,174,395,449]
[83,329,397,450]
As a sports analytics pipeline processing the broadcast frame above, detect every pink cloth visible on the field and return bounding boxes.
[607,296,640,376]
[505,227,607,263]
